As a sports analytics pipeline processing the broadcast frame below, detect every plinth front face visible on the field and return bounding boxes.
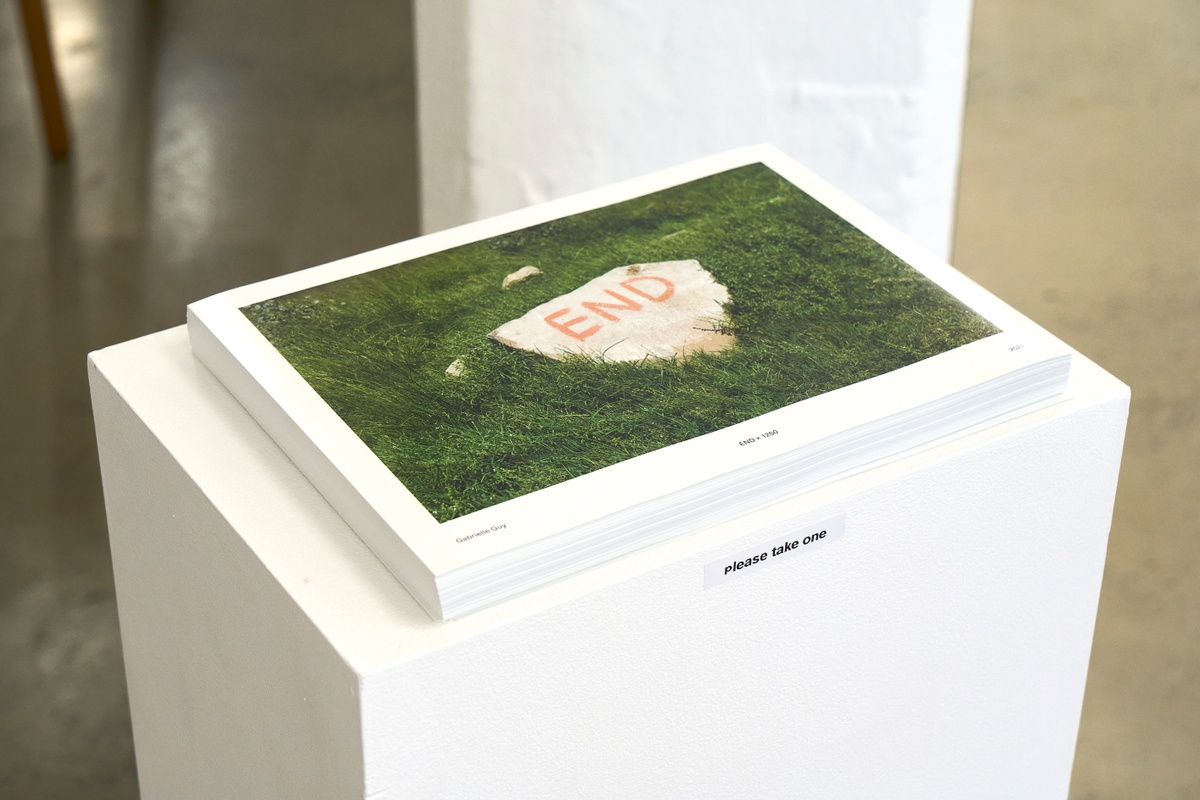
[92,329,1126,799]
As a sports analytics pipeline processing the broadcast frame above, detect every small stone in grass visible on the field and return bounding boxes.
[502,265,543,289]
[445,359,466,377]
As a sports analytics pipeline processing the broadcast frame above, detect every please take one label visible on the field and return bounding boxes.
[704,514,845,589]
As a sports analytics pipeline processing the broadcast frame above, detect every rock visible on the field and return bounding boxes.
[445,358,466,377]
[502,265,543,289]
[488,260,735,362]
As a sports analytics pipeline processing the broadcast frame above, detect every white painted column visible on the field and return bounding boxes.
[90,327,1127,798]
[415,0,974,258]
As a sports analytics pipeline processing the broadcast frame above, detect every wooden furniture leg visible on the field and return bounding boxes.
[19,0,70,160]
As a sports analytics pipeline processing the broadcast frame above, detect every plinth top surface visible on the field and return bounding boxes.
[91,325,1125,675]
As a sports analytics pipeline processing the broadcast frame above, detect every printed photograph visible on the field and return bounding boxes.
[242,164,1000,522]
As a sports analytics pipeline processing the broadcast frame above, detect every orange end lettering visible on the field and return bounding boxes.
[620,275,675,303]
[581,289,642,321]
[544,308,600,341]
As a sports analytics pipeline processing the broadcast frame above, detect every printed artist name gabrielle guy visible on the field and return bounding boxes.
[457,524,507,543]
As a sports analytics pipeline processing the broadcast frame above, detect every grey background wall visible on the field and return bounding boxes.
[0,0,1196,797]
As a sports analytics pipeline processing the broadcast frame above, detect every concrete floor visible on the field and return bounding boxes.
[0,1,418,797]
[0,0,1195,797]
[954,2,1200,796]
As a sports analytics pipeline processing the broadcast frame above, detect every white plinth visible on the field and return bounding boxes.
[414,0,974,258]
[90,326,1127,799]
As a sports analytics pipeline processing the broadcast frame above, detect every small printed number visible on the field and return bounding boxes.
[739,430,779,447]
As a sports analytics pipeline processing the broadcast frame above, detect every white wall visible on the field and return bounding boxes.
[415,0,974,259]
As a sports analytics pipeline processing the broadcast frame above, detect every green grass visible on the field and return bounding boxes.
[243,164,999,522]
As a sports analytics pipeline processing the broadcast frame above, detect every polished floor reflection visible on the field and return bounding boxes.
[1,0,1197,797]
[0,1,417,797]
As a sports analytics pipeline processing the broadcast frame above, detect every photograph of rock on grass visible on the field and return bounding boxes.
[241,164,999,522]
